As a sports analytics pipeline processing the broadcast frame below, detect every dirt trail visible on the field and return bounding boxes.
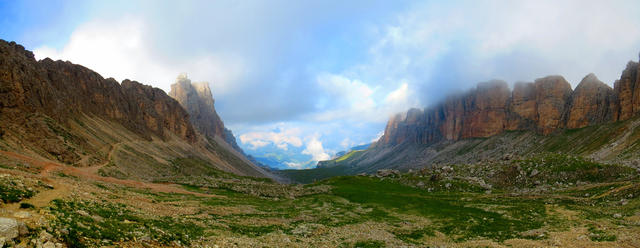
[0,150,216,198]
[592,183,636,200]
[84,142,122,175]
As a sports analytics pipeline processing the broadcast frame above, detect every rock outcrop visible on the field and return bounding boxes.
[532,76,573,134]
[376,56,640,147]
[613,61,640,121]
[0,39,269,178]
[459,80,511,138]
[169,75,226,139]
[566,74,614,129]
[168,75,244,154]
[0,40,196,143]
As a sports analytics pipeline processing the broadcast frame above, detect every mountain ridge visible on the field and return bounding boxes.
[375,61,639,148]
[0,39,270,179]
[314,54,640,178]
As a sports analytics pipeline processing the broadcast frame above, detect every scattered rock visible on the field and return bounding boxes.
[376,169,400,178]
[43,241,55,248]
[39,230,53,241]
[91,215,104,222]
[0,217,19,239]
[17,221,28,236]
[520,228,546,238]
[14,211,31,219]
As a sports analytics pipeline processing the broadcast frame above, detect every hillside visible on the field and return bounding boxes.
[307,56,640,182]
[0,39,269,180]
[3,150,640,247]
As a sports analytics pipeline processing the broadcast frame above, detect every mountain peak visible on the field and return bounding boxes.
[168,75,246,155]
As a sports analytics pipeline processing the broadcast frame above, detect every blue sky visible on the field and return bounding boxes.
[3,0,640,169]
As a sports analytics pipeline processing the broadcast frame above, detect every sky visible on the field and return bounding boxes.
[2,0,640,169]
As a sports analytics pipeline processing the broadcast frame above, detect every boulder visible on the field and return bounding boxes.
[0,217,18,240]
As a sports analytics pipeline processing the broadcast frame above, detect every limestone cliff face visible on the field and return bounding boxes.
[460,80,511,138]
[376,55,640,147]
[168,75,226,138]
[0,40,196,143]
[566,74,614,129]
[507,82,537,130]
[168,75,244,153]
[532,76,573,134]
[614,61,640,121]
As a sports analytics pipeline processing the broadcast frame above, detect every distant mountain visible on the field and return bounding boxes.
[302,54,640,182]
[244,143,316,170]
[0,39,270,180]
[318,143,371,168]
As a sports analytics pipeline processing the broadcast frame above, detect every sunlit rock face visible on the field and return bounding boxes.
[376,57,640,147]
[0,39,197,143]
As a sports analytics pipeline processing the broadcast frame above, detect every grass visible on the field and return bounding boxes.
[280,166,352,184]
[326,176,547,241]
[0,181,36,203]
[393,228,435,244]
[336,150,364,162]
[588,226,617,242]
[511,153,637,185]
[49,199,205,247]
[351,240,385,248]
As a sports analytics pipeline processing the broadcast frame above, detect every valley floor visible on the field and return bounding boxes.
[1,153,640,247]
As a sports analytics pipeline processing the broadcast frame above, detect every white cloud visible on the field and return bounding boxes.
[32,17,245,94]
[363,0,640,89]
[284,162,306,170]
[238,127,303,150]
[302,136,330,162]
[340,138,352,149]
[310,74,419,123]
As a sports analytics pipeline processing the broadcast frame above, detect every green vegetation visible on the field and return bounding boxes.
[19,202,35,209]
[280,166,351,184]
[588,226,617,242]
[336,150,364,162]
[350,240,385,248]
[0,176,37,203]
[0,184,35,203]
[393,228,435,244]
[327,176,546,241]
[49,199,205,247]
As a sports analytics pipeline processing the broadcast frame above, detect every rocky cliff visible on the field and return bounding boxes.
[0,39,268,178]
[168,75,245,154]
[376,58,640,147]
[0,40,196,144]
